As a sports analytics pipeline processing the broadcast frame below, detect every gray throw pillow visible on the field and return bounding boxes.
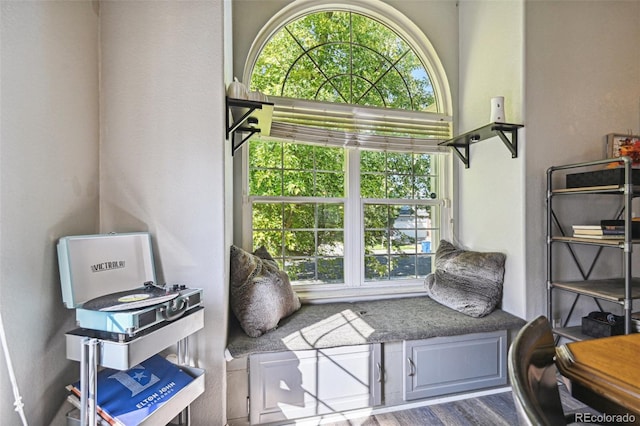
[229,245,301,337]
[424,240,506,317]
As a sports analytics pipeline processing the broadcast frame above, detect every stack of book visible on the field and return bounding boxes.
[66,354,195,425]
[572,220,640,240]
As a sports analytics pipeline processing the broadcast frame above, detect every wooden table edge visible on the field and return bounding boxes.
[556,344,640,416]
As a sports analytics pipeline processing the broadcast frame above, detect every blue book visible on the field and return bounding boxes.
[68,354,194,425]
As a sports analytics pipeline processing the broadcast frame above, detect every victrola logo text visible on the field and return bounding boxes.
[91,260,126,273]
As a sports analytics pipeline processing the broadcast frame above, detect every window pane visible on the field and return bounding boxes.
[415,176,436,199]
[318,204,344,228]
[361,151,436,200]
[360,150,386,172]
[365,255,389,280]
[387,152,413,175]
[315,147,345,172]
[364,203,435,281]
[285,231,315,256]
[250,29,299,95]
[253,203,282,230]
[387,174,413,199]
[284,203,315,229]
[283,143,314,169]
[250,170,282,196]
[253,231,283,258]
[253,200,345,284]
[316,171,344,197]
[285,258,315,282]
[414,154,433,176]
[318,258,344,283]
[284,170,314,196]
[364,230,389,254]
[361,173,385,198]
[393,230,417,254]
[417,255,432,275]
[318,231,344,255]
[364,204,389,229]
[249,140,282,169]
[390,255,414,279]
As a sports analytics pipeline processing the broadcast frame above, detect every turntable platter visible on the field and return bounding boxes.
[82,286,179,312]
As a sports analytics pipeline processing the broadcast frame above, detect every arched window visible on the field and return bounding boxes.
[240,3,452,300]
[252,11,436,112]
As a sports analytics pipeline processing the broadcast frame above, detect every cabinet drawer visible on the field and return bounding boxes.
[249,344,381,424]
[403,330,507,401]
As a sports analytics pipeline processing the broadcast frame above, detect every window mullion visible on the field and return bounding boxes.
[241,146,253,249]
[345,149,361,288]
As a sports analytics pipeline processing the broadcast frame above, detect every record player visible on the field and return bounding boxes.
[58,232,203,342]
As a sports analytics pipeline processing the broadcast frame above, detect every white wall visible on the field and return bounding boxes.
[99,2,228,425]
[0,1,99,424]
[457,0,526,317]
[524,0,640,319]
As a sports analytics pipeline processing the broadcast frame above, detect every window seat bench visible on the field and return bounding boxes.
[226,295,524,358]
[225,295,525,425]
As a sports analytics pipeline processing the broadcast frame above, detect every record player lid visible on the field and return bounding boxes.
[58,232,156,309]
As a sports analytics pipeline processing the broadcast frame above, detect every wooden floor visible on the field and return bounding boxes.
[319,385,598,426]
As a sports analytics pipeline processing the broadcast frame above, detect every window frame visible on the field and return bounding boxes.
[241,144,453,302]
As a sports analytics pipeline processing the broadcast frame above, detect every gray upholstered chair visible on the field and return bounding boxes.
[507,315,580,426]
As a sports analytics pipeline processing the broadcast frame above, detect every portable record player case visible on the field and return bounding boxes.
[58,232,203,340]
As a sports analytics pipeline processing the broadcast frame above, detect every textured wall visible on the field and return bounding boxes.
[0,1,99,424]
[524,0,640,319]
[99,2,228,424]
[457,0,526,317]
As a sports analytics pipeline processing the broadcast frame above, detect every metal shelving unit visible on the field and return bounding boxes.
[66,308,205,425]
[546,157,638,340]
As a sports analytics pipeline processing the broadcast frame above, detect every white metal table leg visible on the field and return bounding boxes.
[80,337,99,426]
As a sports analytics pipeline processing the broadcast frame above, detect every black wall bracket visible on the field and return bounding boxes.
[226,97,274,155]
[438,122,524,168]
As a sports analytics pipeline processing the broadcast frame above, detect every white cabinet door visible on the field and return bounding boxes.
[249,344,381,424]
[403,330,507,401]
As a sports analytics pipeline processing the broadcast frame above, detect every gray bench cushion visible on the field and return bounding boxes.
[226,296,525,358]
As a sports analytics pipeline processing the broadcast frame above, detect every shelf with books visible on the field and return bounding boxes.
[571,220,640,239]
[66,355,204,426]
[550,236,638,246]
[547,158,637,341]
